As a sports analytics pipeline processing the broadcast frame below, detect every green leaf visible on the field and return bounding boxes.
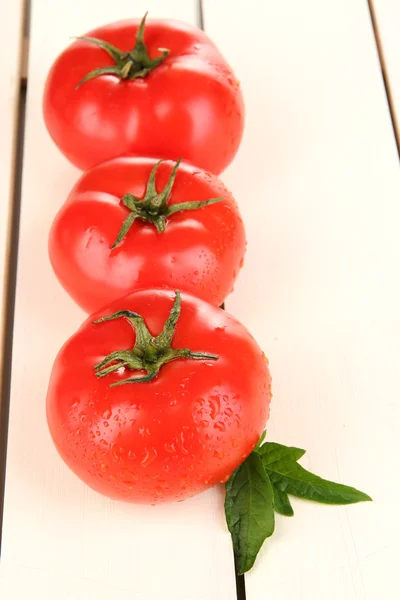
[273,485,294,516]
[259,441,306,462]
[260,442,372,505]
[225,452,275,574]
[254,430,267,451]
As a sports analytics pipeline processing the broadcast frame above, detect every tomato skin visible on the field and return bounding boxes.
[49,158,246,313]
[46,290,271,504]
[43,19,244,174]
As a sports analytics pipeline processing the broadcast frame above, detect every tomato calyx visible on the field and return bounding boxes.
[93,290,218,385]
[111,159,223,248]
[76,13,170,87]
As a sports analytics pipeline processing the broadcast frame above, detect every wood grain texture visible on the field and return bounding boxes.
[371,0,400,146]
[0,0,24,394]
[0,2,236,599]
[202,0,400,598]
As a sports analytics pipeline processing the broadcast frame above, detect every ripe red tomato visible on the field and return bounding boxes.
[46,289,271,503]
[49,157,246,314]
[43,15,244,174]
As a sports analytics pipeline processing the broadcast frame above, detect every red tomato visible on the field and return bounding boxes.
[49,157,246,314]
[46,289,271,503]
[43,15,244,174]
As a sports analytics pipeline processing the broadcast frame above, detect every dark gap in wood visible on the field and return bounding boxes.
[367,0,400,159]
[234,555,247,600]
[24,0,31,36]
[0,80,28,560]
[21,0,31,83]
[198,0,205,30]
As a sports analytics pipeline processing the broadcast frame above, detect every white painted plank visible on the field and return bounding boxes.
[372,0,400,145]
[203,0,400,598]
[0,2,236,599]
[0,1,24,388]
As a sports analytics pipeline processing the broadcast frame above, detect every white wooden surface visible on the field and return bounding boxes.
[2,0,400,599]
[0,1,24,389]
[203,0,400,598]
[372,0,400,144]
[0,2,236,599]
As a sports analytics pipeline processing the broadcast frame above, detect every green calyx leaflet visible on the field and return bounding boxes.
[76,12,169,86]
[93,290,218,385]
[109,159,223,249]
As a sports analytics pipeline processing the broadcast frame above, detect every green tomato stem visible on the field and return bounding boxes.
[76,12,170,88]
[93,291,218,386]
[110,159,224,248]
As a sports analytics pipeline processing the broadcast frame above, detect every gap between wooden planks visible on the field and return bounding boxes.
[0,0,25,551]
[202,0,400,599]
[0,1,237,599]
[369,0,400,153]
[0,2,25,407]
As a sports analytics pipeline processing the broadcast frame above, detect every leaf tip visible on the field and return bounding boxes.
[359,491,373,503]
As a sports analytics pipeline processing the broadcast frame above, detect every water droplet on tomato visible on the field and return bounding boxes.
[112,446,122,462]
[123,481,134,489]
[102,409,112,419]
[208,395,221,419]
[100,463,108,472]
[178,432,189,454]
[141,446,158,467]
[214,421,226,432]
[214,450,224,460]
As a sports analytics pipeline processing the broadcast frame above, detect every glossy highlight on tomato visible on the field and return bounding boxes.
[43,17,244,174]
[49,157,246,314]
[46,289,271,504]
